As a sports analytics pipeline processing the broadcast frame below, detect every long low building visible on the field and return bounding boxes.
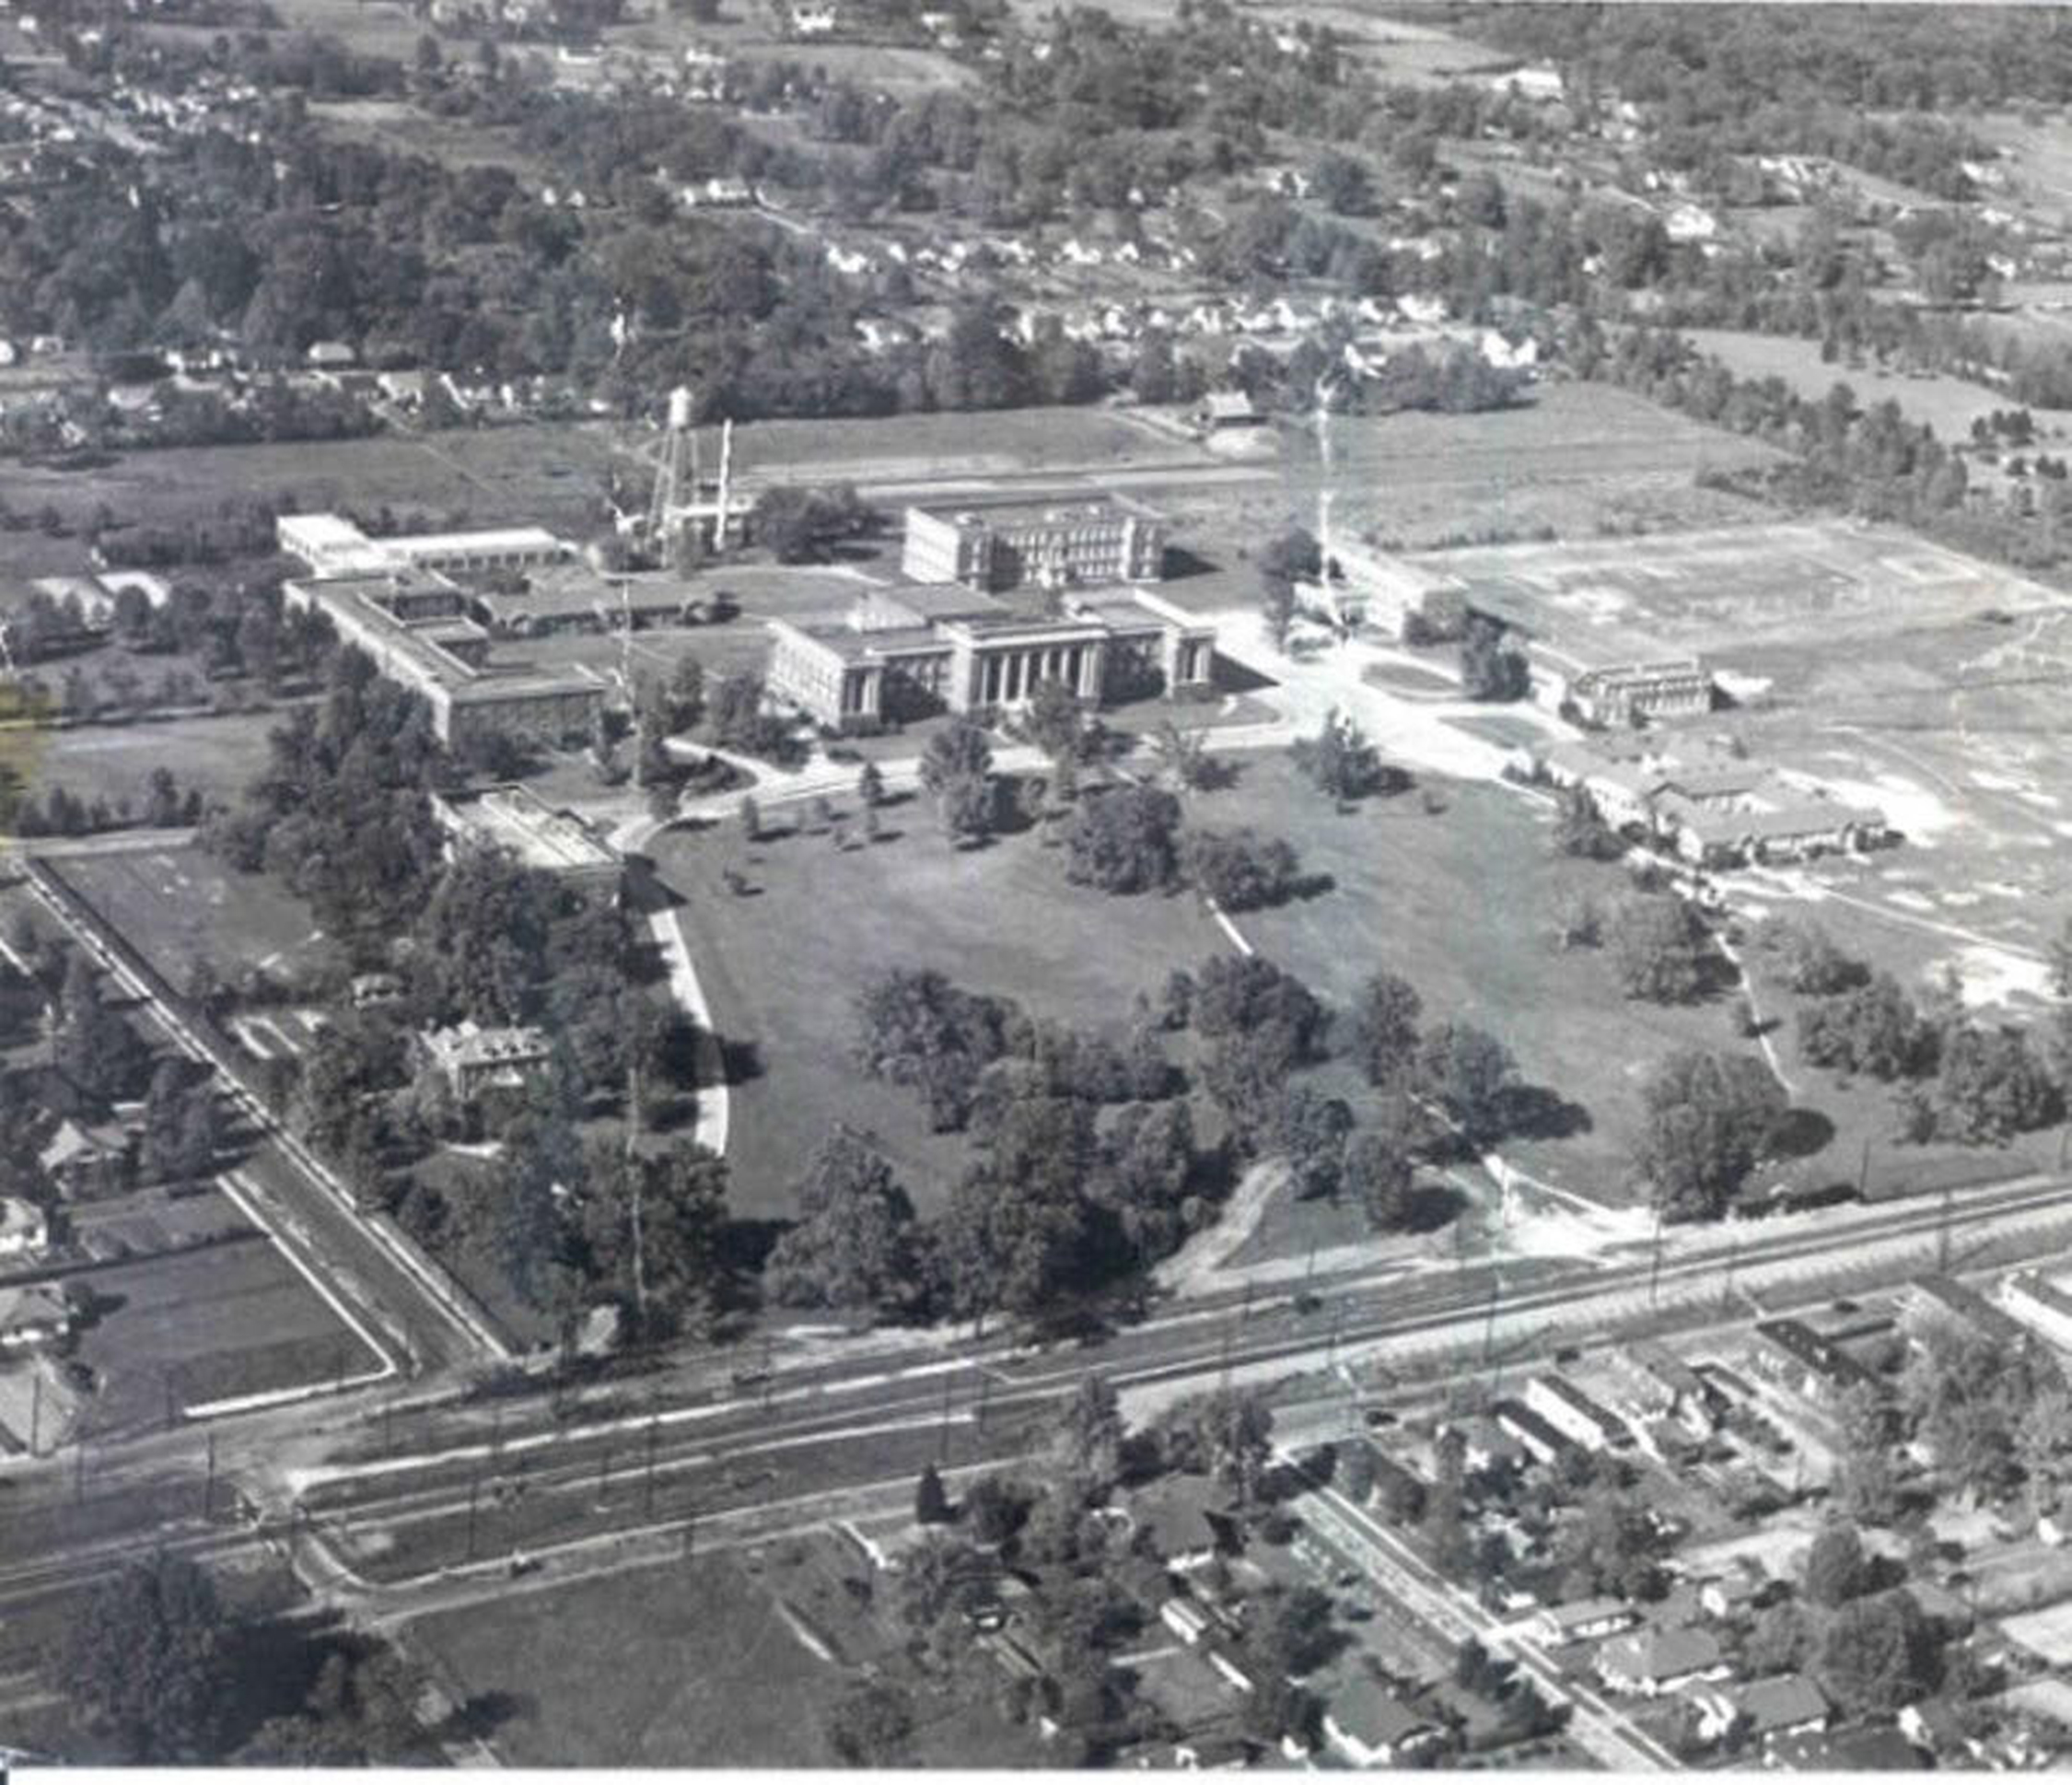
[278,512,570,578]
[283,569,603,750]
[767,582,1215,726]
[432,784,623,902]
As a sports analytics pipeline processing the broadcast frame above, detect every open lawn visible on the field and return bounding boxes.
[725,402,1201,489]
[69,1231,380,1435]
[308,99,549,177]
[1199,754,1764,1204]
[0,424,627,542]
[1165,380,1786,566]
[651,792,1230,1221]
[50,844,338,993]
[29,708,282,812]
[408,1545,1042,1768]
[1682,327,2072,442]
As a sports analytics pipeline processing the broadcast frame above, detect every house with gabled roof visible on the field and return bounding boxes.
[1594,1625,1728,1696]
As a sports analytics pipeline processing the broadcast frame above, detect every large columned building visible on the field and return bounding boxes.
[766,582,1216,726]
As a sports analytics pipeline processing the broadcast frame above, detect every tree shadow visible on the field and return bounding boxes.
[1768,1106,1836,1161]
[720,1216,787,1278]
[1402,1181,1467,1233]
[718,1037,765,1087]
[1496,1083,1593,1142]
[450,1691,534,1743]
[1287,871,1335,904]
[1214,654,1277,695]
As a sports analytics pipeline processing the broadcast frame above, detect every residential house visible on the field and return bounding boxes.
[1492,1396,1577,1466]
[1159,1596,1214,1646]
[1683,1674,1826,1745]
[1439,1413,1527,1479]
[37,1116,131,1196]
[1699,1566,1774,1622]
[1523,1373,1630,1452]
[1903,1274,2029,1353]
[1195,391,1264,432]
[1131,1477,1240,1574]
[1770,1725,1926,1770]
[0,1196,48,1260]
[1322,1674,1445,1768]
[1898,1698,1973,1762]
[1530,1597,1635,1647]
[305,339,356,369]
[1593,1626,1728,1697]
[1610,1340,1720,1441]
[0,1283,69,1348]
[1999,1269,2072,1353]
[418,1020,552,1102]
[1747,1317,1883,1408]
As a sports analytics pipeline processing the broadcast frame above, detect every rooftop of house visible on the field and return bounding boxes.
[1597,1624,1724,1681]
[0,1282,67,1331]
[1326,1671,1433,1747]
[1538,1594,1633,1632]
[1771,1724,1925,1770]
[1729,1674,1827,1732]
[422,1019,552,1068]
[1128,1476,1240,1564]
[0,1196,44,1242]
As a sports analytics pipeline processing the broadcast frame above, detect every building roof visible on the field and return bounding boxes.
[437,786,619,876]
[390,527,567,562]
[38,1117,122,1173]
[0,1283,68,1333]
[1771,1724,1924,1771]
[2003,1268,2072,1321]
[912,492,1165,531]
[1905,1274,2028,1347]
[1752,1317,1883,1392]
[1327,1672,1433,1748]
[1539,1594,1632,1633]
[1492,1396,1577,1456]
[1130,1476,1238,1563]
[422,1019,552,1069]
[1731,1674,1826,1732]
[1597,1625,1723,1682]
[0,1196,44,1243]
[1530,1372,1628,1440]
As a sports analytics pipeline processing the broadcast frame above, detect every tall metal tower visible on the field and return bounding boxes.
[645,385,741,553]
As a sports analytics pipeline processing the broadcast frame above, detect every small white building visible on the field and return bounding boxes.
[0,1196,48,1260]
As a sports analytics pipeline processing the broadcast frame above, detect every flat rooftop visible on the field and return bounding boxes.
[440,785,619,873]
[294,573,599,702]
[911,492,1164,530]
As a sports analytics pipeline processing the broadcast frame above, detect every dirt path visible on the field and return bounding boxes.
[1152,1160,1288,1295]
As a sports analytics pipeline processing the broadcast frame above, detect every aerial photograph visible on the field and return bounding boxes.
[16,0,2072,1771]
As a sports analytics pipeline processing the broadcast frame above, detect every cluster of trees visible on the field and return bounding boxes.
[749,482,879,565]
[1633,1047,1787,1221]
[11,767,204,839]
[1760,924,2062,1149]
[60,1553,439,1765]
[1459,615,1530,702]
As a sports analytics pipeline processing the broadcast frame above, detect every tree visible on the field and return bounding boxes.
[762,1127,920,1315]
[1274,1084,1354,1199]
[963,1473,1033,1546]
[1635,1049,1787,1221]
[62,1555,235,1761]
[1608,893,1710,1004]
[739,794,762,841]
[823,1681,914,1767]
[1309,149,1375,216]
[1289,709,1387,803]
[1065,785,1181,893]
[1252,1583,1337,1678]
[1936,1022,2056,1145]
[921,720,995,846]
[1802,1521,1876,1608]
[1553,785,1623,859]
[1818,1591,1941,1718]
[1181,827,1301,912]
[1460,614,1531,701]
[1831,1382,1902,1524]
[1350,970,1422,1088]
[1158,1386,1275,1503]
[1347,1126,1416,1231]
[853,968,1017,1133]
[1798,974,1934,1080]
[915,1461,952,1524]
[857,761,886,808]
[1260,575,1298,652]
[1053,1373,1126,1493]
[1023,678,1086,762]
[1417,1021,1517,1149]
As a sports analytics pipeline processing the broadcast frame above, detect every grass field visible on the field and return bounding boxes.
[1681,327,2072,442]
[651,792,1230,1220]
[52,844,338,993]
[407,1544,1047,1768]
[308,99,548,177]
[1200,755,1764,1203]
[725,402,1201,488]
[1164,380,1787,564]
[71,1233,381,1435]
[0,424,627,542]
[30,708,281,812]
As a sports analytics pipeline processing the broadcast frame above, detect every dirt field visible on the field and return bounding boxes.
[1402,518,2061,667]
[1682,327,2072,441]
[52,844,338,992]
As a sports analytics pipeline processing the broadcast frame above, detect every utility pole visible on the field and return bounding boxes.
[935,1369,955,1463]
[1482,1266,1502,1375]
[1648,1211,1665,1309]
[627,1062,648,1330]
[1938,1182,1954,1275]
